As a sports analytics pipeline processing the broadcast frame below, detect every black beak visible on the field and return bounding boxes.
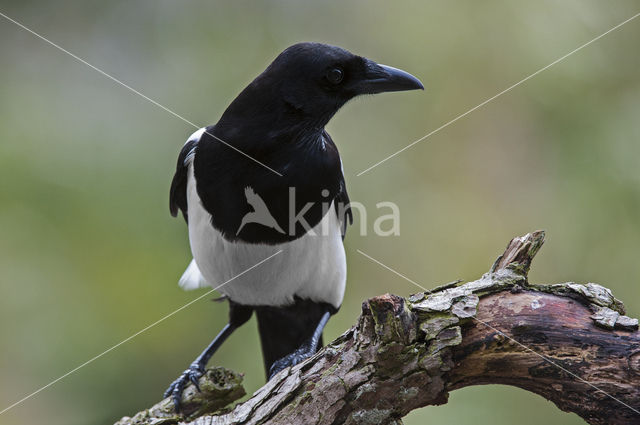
[356,60,424,94]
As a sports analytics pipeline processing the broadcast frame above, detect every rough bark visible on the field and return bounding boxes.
[115,231,640,425]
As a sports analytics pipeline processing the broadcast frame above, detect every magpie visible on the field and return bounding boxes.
[165,42,423,409]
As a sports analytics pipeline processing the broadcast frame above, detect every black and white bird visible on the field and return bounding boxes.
[165,42,423,409]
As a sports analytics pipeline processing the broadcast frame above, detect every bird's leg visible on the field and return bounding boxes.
[163,323,235,409]
[268,310,331,379]
[164,302,252,412]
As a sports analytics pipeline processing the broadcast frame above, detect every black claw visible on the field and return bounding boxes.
[163,383,174,399]
[163,365,204,412]
[268,361,284,379]
[268,343,316,380]
[172,391,182,412]
[189,373,201,391]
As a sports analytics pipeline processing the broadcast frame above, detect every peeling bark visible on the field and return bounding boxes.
[115,231,640,425]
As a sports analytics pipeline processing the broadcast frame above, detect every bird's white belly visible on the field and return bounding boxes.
[185,167,346,308]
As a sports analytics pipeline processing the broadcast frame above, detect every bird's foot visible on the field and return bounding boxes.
[163,362,204,412]
[268,343,316,379]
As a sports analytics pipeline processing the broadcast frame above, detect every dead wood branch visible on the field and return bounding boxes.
[115,231,640,425]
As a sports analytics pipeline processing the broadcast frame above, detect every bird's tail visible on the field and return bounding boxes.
[178,259,208,290]
[255,299,330,378]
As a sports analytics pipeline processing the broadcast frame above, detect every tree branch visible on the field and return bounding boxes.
[115,231,640,425]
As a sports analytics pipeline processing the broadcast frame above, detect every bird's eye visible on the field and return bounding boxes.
[326,67,344,84]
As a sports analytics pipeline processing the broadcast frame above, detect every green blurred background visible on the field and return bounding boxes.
[1,1,639,424]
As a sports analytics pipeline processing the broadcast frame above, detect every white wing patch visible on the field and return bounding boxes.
[177,128,208,291]
[178,259,208,290]
[186,127,206,144]
[183,127,206,166]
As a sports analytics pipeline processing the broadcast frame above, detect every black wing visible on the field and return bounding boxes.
[334,168,352,239]
[169,136,199,223]
[321,130,352,239]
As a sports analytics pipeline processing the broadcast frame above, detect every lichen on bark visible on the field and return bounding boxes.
[114,368,245,425]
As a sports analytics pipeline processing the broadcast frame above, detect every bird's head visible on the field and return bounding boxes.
[220,43,423,132]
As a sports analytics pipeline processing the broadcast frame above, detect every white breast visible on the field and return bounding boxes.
[182,166,346,309]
